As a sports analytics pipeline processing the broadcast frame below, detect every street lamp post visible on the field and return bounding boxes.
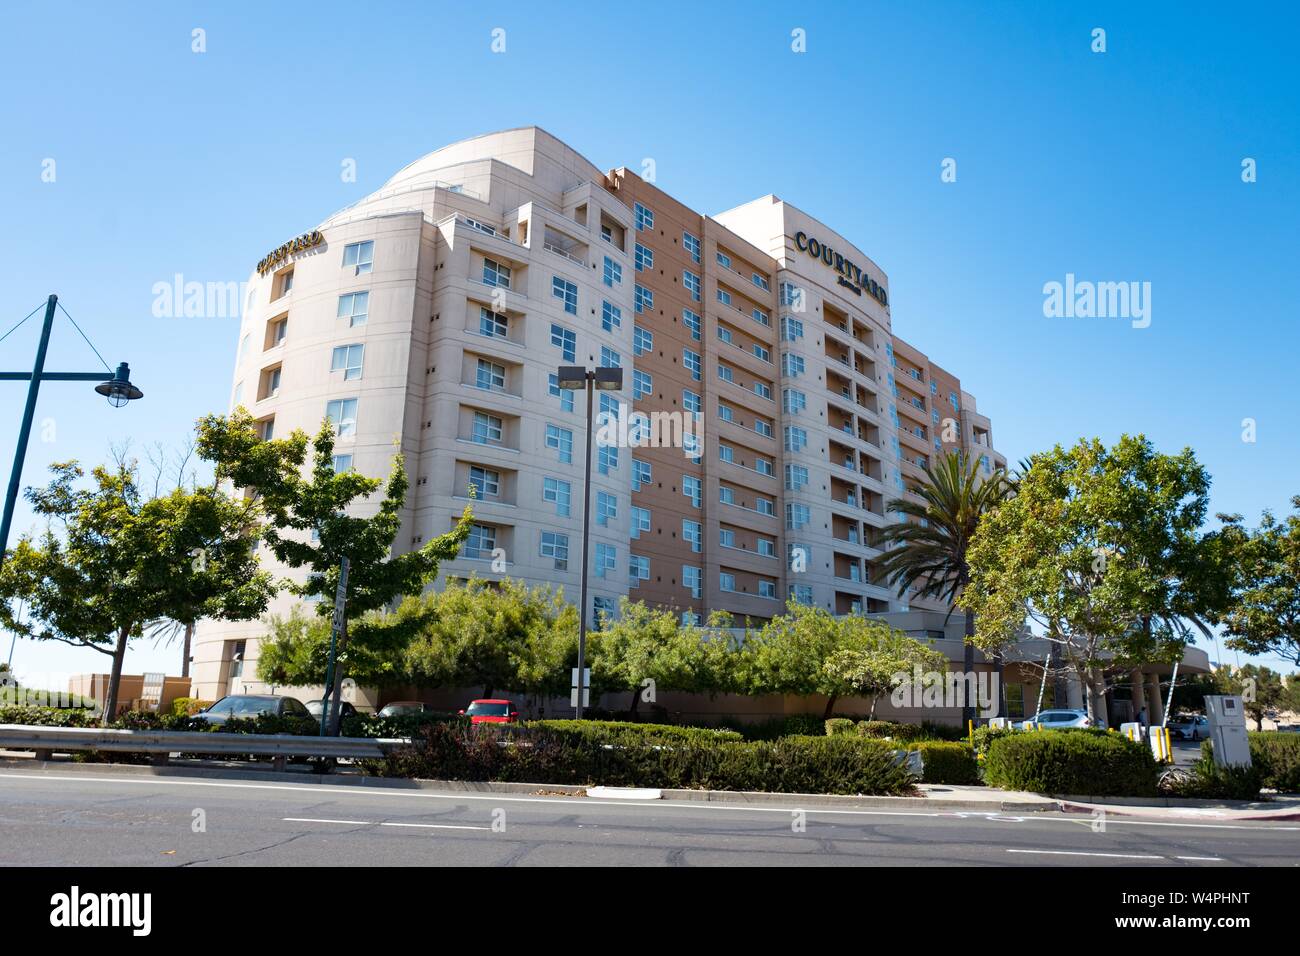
[0,294,143,569]
[557,365,622,719]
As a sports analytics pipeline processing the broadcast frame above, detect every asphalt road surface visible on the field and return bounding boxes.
[1,768,1296,867]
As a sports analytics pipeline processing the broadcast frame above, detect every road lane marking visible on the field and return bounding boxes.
[284,816,490,831]
[378,822,490,831]
[2,772,1297,833]
[1174,855,1225,861]
[284,817,371,826]
[1008,849,1164,860]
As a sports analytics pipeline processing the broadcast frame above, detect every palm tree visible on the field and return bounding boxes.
[874,453,1011,725]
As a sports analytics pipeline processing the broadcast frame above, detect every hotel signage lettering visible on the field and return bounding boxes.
[793,231,888,307]
[257,230,324,275]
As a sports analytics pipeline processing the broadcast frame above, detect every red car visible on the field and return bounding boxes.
[461,699,520,724]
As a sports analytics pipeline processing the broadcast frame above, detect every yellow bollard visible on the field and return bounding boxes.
[968,719,974,750]
[1165,728,1172,763]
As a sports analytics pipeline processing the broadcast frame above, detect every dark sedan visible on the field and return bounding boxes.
[190,695,312,726]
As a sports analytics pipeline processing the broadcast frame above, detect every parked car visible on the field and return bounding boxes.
[304,699,360,722]
[376,701,432,718]
[1168,714,1210,740]
[460,699,520,724]
[1019,708,1097,730]
[191,695,312,726]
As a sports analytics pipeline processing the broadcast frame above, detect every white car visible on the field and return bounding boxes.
[1168,714,1209,740]
[1019,708,1098,730]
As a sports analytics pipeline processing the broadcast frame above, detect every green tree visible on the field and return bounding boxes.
[747,603,940,717]
[1215,498,1300,667]
[1216,663,1287,731]
[196,410,471,732]
[964,436,1215,724]
[874,452,1011,723]
[0,459,274,724]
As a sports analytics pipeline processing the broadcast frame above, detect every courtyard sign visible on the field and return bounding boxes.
[793,231,888,307]
[257,230,324,275]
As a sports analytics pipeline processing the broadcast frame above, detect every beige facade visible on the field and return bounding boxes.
[192,127,1007,701]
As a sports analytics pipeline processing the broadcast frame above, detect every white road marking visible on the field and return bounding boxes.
[283,817,371,826]
[1,772,1296,833]
[284,816,490,831]
[378,822,490,831]
[1008,849,1164,860]
[1174,855,1225,861]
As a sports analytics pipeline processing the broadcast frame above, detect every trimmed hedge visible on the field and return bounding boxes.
[984,729,1158,797]
[378,723,918,795]
[0,705,317,736]
[526,719,742,745]
[904,741,981,785]
[171,697,214,717]
[825,718,856,737]
[340,711,467,739]
[1248,732,1300,793]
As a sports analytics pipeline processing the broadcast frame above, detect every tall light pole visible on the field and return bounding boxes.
[0,294,143,569]
[557,365,622,719]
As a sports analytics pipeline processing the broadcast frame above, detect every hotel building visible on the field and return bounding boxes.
[192,128,1008,701]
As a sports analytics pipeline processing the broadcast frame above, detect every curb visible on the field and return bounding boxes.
[1054,797,1300,822]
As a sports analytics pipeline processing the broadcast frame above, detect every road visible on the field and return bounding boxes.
[1,768,1296,867]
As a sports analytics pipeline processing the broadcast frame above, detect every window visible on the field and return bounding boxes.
[277,271,294,298]
[720,572,736,592]
[716,288,732,307]
[239,332,251,360]
[598,444,618,474]
[632,458,651,490]
[782,353,805,378]
[634,202,653,231]
[720,528,736,548]
[783,389,806,414]
[261,365,282,399]
[469,466,500,499]
[634,242,653,272]
[601,300,622,332]
[754,381,772,401]
[633,325,652,355]
[595,542,617,577]
[683,519,702,553]
[756,496,775,516]
[630,506,651,538]
[634,284,653,313]
[475,358,506,391]
[552,276,578,315]
[479,307,508,339]
[717,325,733,346]
[781,316,804,341]
[600,346,621,369]
[682,390,701,416]
[464,217,496,236]
[482,258,511,289]
[548,374,575,412]
[269,317,287,346]
[630,554,649,585]
[784,426,807,452]
[755,456,774,477]
[332,454,352,473]
[752,308,770,327]
[465,523,496,559]
[716,251,732,269]
[596,491,617,526]
[758,537,776,558]
[950,391,960,413]
[471,411,503,445]
[790,584,813,604]
[717,363,734,384]
[330,344,364,381]
[786,502,810,530]
[718,402,734,423]
[785,464,808,491]
[719,443,734,464]
[754,417,773,438]
[719,486,735,505]
[683,565,702,599]
[603,255,622,287]
[752,273,770,291]
[259,417,275,441]
[545,424,573,463]
[540,531,569,570]
[543,477,572,516]
[337,291,369,327]
[326,398,357,437]
[683,349,701,381]
[342,240,373,275]
[759,579,777,599]
[779,281,803,309]
[682,309,701,340]
[683,270,701,301]
[549,324,576,363]
[593,595,616,626]
[683,475,701,508]
[753,344,770,362]
[683,231,700,262]
[633,369,652,399]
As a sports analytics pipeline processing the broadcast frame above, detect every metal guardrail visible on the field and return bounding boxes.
[0,724,408,771]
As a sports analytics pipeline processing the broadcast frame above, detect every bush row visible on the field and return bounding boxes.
[983,729,1158,797]
[824,718,953,743]
[1247,732,1300,793]
[340,711,467,739]
[902,741,981,785]
[526,719,743,746]
[376,723,918,795]
[0,705,318,736]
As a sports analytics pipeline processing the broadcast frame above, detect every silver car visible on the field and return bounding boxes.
[1020,708,1098,730]
[1168,714,1209,740]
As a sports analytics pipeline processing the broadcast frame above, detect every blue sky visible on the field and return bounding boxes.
[1,1,1296,680]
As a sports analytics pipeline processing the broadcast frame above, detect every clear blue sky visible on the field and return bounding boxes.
[1,1,1296,681]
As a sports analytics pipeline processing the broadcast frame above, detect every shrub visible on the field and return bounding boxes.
[905,741,981,785]
[378,723,917,795]
[340,711,467,739]
[855,720,928,742]
[171,698,213,717]
[970,725,1015,756]
[1249,732,1300,793]
[825,718,856,737]
[983,729,1158,796]
[919,721,969,742]
[0,705,98,727]
[526,719,742,746]
[725,714,828,741]
[1162,744,1264,800]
